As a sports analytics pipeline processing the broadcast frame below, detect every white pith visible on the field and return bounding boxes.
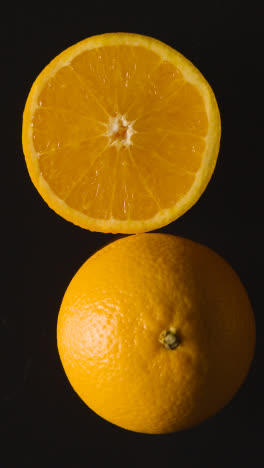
[105,114,136,148]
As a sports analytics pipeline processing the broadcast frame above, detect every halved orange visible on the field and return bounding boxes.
[22,33,221,233]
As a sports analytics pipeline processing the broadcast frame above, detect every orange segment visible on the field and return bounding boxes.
[130,146,196,208]
[111,147,159,221]
[22,33,221,233]
[38,138,109,201]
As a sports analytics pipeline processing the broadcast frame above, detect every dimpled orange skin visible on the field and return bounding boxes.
[57,234,256,434]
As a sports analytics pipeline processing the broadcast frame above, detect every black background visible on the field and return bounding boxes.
[2,4,264,467]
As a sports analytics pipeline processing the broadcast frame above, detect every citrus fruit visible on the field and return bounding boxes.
[57,233,255,434]
[22,33,221,233]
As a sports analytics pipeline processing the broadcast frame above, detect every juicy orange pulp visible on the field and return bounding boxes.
[35,47,207,220]
[23,34,220,232]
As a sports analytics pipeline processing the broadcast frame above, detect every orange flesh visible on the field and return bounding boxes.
[32,45,208,221]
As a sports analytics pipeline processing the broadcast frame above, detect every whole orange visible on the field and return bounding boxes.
[57,234,255,434]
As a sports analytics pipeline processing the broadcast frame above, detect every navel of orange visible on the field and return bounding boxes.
[22,33,221,233]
